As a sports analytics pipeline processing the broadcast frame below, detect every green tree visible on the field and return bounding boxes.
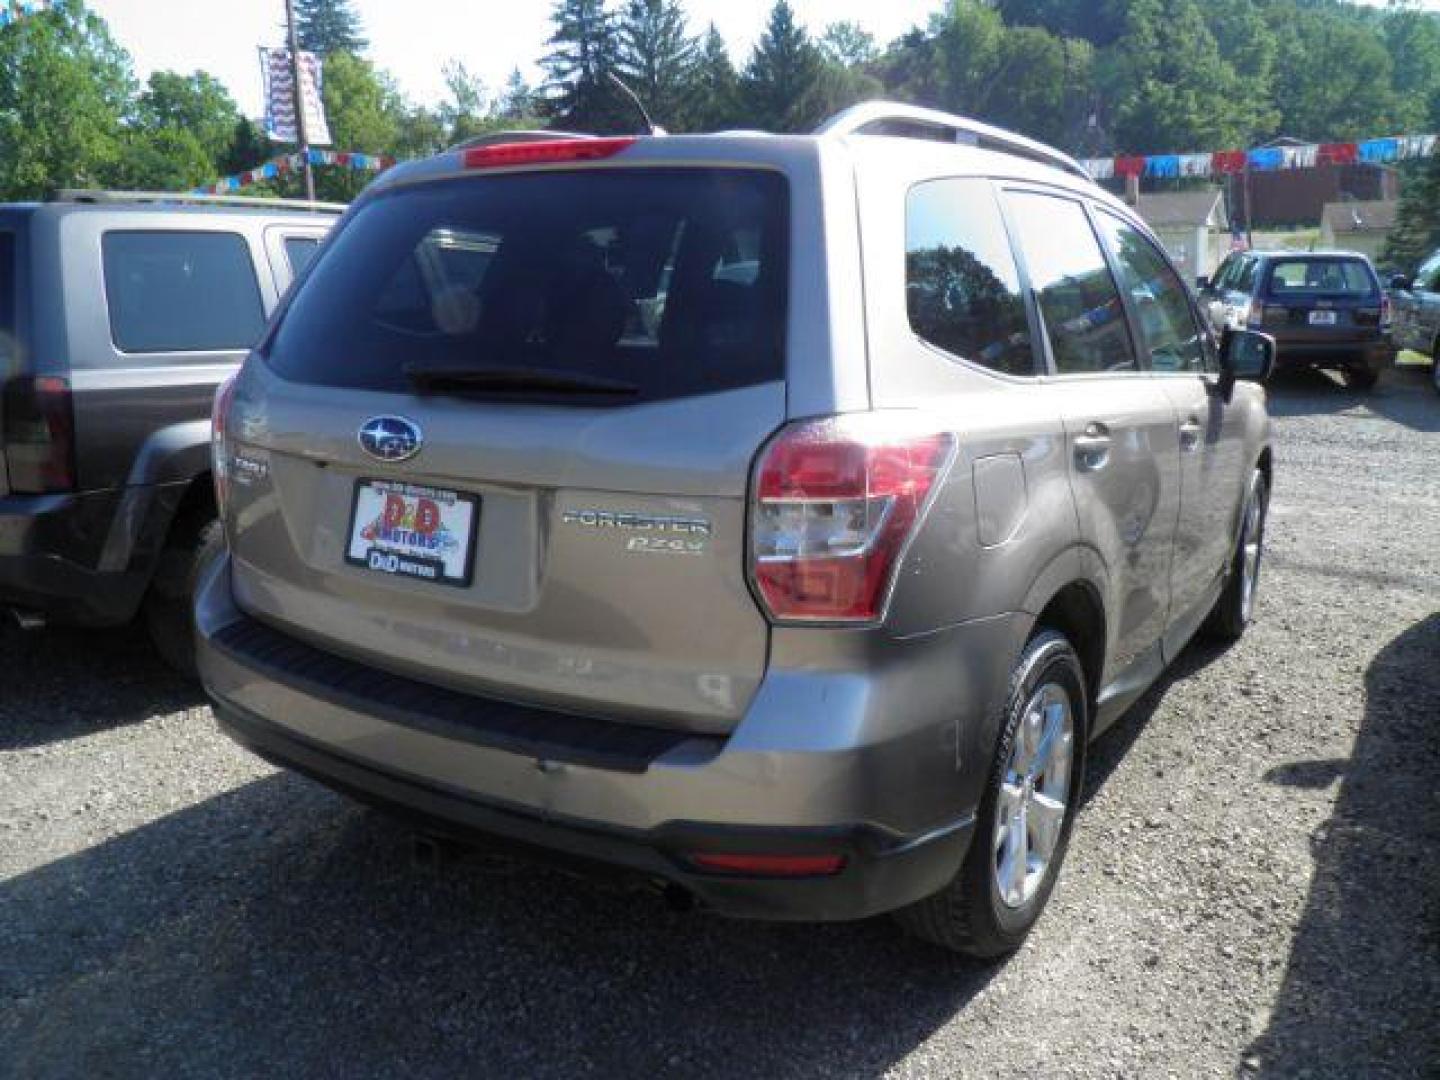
[819,21,877,68]
[541,0,625,132]
[1098,0,1268,152]
[138,71,242,171]
[497,68,540,123]
[688,24,739,131]
[740,0,828,132]
[1383,151,1440,272]
[0,0,135,198]
[294,0,367,57]
[615,0,697,131]
[317,51,403,199]
[1267,4,1401,140]
[1382,2,1440,131]
[108,125,213,191]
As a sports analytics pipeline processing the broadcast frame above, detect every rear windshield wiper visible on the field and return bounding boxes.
[403,364,640,398]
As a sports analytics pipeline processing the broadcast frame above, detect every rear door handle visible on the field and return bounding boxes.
[1073,422,1112,472]
[1179,417,1203,452]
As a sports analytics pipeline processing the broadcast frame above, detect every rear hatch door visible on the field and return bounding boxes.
[1261,256,1384,342]
[226,164,790,734]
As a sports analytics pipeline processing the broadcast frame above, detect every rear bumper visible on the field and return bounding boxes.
[0,489,154,625]
[196,553,1024,921]
[1270,335,1393,371]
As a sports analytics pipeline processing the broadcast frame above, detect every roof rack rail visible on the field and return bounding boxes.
[816,102,1091,182]
[447,130,594,153]
[51,189,346,213]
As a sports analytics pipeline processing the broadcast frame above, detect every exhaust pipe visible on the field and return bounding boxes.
[8,609,45,631]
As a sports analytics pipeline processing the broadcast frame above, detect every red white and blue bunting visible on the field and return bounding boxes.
[1081,135,1438,181]
[0,1,52,27]
[193,149,395,196]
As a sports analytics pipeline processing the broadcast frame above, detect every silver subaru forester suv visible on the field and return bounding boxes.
[197,103,1275,956]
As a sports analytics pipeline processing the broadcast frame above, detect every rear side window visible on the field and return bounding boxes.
[1004,191,1137,375]
[0,232,15,372]
[906,178,1034,376]
[1266,258,1376,297]
[267,169,789,400]
[1095,212,1208,374]
[102,231,265,354]
[284,236,321,277]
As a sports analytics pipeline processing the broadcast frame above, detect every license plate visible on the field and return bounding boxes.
[345,479,478,587]
[1308,310,1338,325]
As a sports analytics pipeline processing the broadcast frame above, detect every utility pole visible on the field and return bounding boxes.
[284,0,316,202]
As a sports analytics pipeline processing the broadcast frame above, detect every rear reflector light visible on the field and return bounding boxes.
[2,376,75,494]
[1380,295,1392,327]
[211,372,238,514]
[750,414,955,623]
[463,137,637,170]
[689,852,847,877]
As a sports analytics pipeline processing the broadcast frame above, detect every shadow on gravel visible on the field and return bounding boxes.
[0,770,997,1079]
[1263,365,1440,434]
[0,623,204,750]
[1243,613,1440,1079]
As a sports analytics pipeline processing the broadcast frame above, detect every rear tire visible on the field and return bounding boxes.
[1204,469,1268,643]
[893,630,1086,957]
[144,517,224,676]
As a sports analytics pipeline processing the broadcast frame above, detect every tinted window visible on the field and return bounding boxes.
[284,236,321,277]
[267,170,789,400]
[906,179,1034,375]
[1413,251,1440,291]
[1266,257,1376,297]
[103,232,265,353]
[1234,257,1257,292]
[1005,192,1136,375]
[1096,213,1207,374]
[0,233,14,372]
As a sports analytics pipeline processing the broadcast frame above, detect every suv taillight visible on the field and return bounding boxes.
[750,415,954,623]
[2,376,76,494]
[211,373,238,515]
[1380,293,1392,328]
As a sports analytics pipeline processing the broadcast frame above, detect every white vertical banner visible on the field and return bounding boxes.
[260,47,332,147]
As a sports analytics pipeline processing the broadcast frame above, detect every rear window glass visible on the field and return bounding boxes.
[906,178,1035,376]
[0,232,15,373]
[103,231,266,353]
[284,236,321,277]
[1266,258,1375,296]
[266,169,790,400]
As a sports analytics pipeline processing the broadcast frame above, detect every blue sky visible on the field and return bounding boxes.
[89,0,943,117]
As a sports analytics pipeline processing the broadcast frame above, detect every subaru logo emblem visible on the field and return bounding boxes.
[358,416,423,463]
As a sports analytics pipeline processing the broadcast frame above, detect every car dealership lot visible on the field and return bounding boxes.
[2,369,1437,1080]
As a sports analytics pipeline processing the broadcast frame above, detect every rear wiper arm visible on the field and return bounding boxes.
[403,365,640,397]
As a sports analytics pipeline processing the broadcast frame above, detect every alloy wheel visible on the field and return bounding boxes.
[993,682,1074,909]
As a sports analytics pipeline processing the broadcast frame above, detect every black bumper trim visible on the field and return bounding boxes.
[213,700,975,922]
[209,615,712,774]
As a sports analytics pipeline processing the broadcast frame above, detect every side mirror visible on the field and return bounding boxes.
[1389,274,1412,291]
[1218,328,1275,399]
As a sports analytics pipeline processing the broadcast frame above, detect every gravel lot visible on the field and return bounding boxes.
[2,367,1437,1080]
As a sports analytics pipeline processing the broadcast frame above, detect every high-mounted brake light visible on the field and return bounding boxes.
[463,137,637,170]
[211,372,238,515]
[750,414,955,623]
[2,375,75,494]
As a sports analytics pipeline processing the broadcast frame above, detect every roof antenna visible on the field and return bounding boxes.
[607,72,666,137]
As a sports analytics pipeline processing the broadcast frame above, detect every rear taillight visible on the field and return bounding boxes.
[211,373,238,514]
[462,137,636,170]
[750,414,955,624]
[1249,299,1267,327]
[2,376,75,494]
[1380,294,1392,328]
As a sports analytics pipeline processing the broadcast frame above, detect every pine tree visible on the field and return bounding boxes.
[498,68,540,123]
[689,24,739,131]
[541,0,625,132]
[1384,155,1440,273]
[740,0,826,133]
[615,0,697,131]
[294,0,367,57]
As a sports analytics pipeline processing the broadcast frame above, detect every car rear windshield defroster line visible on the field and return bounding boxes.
[265,169,790,403]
